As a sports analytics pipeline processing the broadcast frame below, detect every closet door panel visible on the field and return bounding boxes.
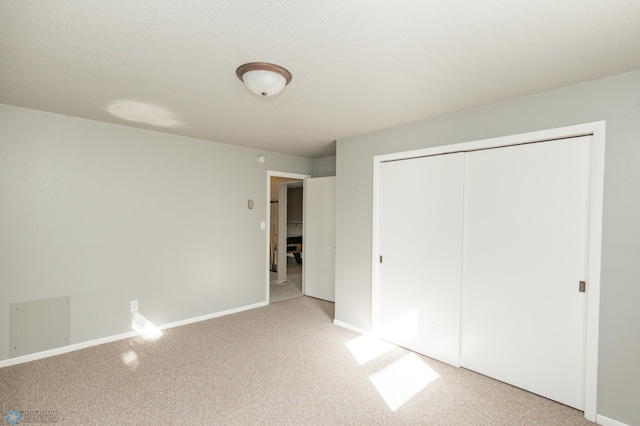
[461,137,592,409]
[377,153,465,366]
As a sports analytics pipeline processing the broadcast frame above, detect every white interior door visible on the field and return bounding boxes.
[376,153,465,366]
[461,136,592,409]
[304,177,336,302]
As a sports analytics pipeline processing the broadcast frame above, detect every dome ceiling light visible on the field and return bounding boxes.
[236,62,292,97]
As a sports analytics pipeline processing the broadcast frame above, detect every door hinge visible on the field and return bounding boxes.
[579,281,586,293]
[379,255,383,263]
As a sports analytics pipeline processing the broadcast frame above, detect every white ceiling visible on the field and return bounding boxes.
[2,1,639,158]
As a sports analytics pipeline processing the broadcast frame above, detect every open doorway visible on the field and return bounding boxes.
[266,171,309,304]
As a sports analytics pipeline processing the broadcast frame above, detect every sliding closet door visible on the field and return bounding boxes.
[461,136,592,409]
[376,153,464,367]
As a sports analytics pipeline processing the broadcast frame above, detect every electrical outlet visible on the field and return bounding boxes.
[130,300,138,312]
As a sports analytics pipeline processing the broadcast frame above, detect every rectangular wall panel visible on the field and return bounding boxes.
[10,296,70,357]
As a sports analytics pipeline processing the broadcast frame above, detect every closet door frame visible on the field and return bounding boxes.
[371,121,605,422]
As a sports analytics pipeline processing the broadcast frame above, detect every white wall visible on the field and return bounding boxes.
[335,70,640,425]
[0,104,312,361]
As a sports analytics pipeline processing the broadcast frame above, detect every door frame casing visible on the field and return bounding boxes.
[266,171,310,304]
[371,121,605,422]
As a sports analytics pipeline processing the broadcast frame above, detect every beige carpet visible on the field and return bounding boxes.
[0,296,594,425]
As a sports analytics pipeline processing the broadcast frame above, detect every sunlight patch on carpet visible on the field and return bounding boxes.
[120,350,140,370]
[346,333,396,365]
[369,352,439,411]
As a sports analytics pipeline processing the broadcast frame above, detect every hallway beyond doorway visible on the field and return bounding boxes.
[270,256,302,303]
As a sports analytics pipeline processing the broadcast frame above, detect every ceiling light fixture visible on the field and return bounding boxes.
[236,62,292,97]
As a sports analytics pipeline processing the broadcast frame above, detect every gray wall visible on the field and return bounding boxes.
[312,155,336,177]
[0,104,312,361]
[335,70,640,424]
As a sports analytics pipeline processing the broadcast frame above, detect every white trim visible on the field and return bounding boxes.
[267,171,311,180]
[0,300,267,369]
[371,156,381,334]
[333,319,367,335]
[301,178,307,295]
[265,170,310,304]
[584,122,606,422]
[0,331,138,368]
[158,301,267,330]
[371,121,605,423]
[596,415,630,426]
[374,121,599,163]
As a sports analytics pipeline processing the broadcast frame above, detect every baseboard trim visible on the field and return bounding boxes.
[0,300,269,369]
[0,330,138,368]
[596,414,630,426]
[158,301,268,331]
[333,319,367,334]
